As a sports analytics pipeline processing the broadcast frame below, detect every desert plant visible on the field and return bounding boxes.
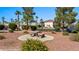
[9,29,14,33]
[38,25,41,28]
[0,24,4,30]
[0,35,6,40]
[22,25,29,30]
[62,32,69,35]
[55,26,61,32]
[9,23,17,30]
[21,39,48,51]
[23,30,29,34]
[72,30,78,33]
[75,23,79,31]
[70,33,79,41]
[30,26,37,31]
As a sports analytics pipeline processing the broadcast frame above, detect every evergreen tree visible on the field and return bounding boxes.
[15,10,21,30]
[54,7,77,31]
[11,18,14,23]
[40,19,44,30]
[2,17,5,25]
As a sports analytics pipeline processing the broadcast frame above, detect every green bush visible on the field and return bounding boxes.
[23,30,29,34]
[22,25,29,30]
[0,35,6,40]
[9,23,17,30]
[72,30,78,33]
[38,25,41,28]
[22,39,48,51]
[31,26,37,31]
[75,23,79,31]
[70,33,79,42]
[0,24,4,30]
[54,26,61,32]
[62,32,69,35]
[9,29,14,33]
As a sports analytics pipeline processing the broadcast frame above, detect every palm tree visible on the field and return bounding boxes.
[36,16,38,19]
[40,19,44,30]
[15,10,21,30]
[22,7,35,30]
[2,17,5,25]
[11,18,14,23]
[36,16,38,27]
[36,16,38,22]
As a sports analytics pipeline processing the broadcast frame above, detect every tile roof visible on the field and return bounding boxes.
[44,20,53,22]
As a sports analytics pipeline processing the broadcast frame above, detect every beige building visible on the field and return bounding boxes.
[44,20,54,28]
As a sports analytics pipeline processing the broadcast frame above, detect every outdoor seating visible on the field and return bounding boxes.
[30,31,39,37]
[31,32,38,37]
[38,33,45,38]
[30,31,45,38]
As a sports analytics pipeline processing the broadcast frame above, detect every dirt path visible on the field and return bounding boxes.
[44,32,79,51]
[0,31,23,51]
[1,31,79,51]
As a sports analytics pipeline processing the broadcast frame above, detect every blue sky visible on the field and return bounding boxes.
[0,7,79,22]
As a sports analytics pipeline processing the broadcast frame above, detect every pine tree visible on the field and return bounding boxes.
[54,7,77,31]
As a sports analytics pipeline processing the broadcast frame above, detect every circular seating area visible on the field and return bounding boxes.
[18,34,54,42]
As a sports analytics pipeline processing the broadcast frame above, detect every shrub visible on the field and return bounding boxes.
[62,32,69,35]
[21,39,48,51]
[38,25,41,28]
[23,30,29,34]
[22,25,29,30]
[9,29,14,33]
[0,30,4,33]
[30,26,37,31]
[72,30,78,33]
[0,24,4,30]
[54,26,61,32]
[75,23,79,31]
[70,33,79,42]
[9,23,17,30]
[0,35,6,40]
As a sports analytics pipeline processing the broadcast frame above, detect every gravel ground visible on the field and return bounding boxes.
[0,31,23,51]
[1,31,79,51]
[44,32,79,51]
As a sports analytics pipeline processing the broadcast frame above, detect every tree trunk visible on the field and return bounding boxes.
[26,19,29,30]
[41,23,44,30]
[17,15,20,30]
[62,12,65,32]
[62,20,64,32]
[3,19,4,25]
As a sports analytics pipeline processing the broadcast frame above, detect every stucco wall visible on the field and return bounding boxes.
[44,22,54,28]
